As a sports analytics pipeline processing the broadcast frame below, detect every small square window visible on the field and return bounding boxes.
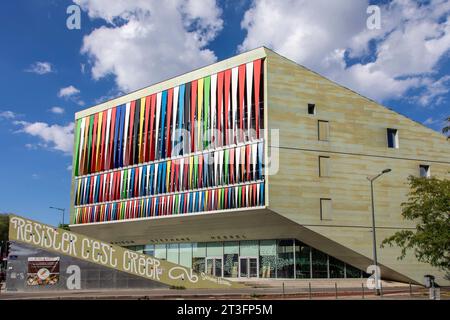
[387,128,399,148]
[419,165,430,178]
[308,103,316,115]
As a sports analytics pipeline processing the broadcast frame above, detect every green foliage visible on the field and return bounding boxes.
[443,116,450,138]
[58,224,71,231]
[382,176,450,274]
[0,214,9,242]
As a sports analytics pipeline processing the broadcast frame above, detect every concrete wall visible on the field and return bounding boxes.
[6,242,166,292]
[265,49,450,285]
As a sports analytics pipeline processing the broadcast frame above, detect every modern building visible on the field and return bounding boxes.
[70,47,450,284]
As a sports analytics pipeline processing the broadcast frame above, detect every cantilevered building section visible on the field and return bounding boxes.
[70,47,450,284]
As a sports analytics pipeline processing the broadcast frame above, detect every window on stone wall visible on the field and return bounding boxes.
[419,165,430,178]
[318,120,329,141]
[320,198,332,220]
[308,103,316,115]
[319,156,330,177]
[387,128,399,148]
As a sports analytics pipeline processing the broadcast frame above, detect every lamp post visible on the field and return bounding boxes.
[367,168,391,296]
[49,206,65,226]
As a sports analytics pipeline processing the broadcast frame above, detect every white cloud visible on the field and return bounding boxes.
[239,0,450,104]
[14,121,74,154]
[0,110,17,119]
[49,106,65,114]
[58,85,80,98]
[76,0,223,91]
[415,75,450,106]
[67,165,73,171]
[25,61,54,75]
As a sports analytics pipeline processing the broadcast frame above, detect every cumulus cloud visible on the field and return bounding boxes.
[76,0,223,91]
[13,120,74,154]
[25,61,54,75]
[58,85,80,98]
[49,106,65,114]
[239,0,450,104]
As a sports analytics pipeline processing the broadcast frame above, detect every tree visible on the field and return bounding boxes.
[443,116,450,139]
[0,214,9,242]
[382,176,450,278]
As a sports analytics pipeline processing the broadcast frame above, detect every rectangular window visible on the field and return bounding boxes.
[319,156,330,177]
[387,128,399,148]
[419,165,430,178]
[320,198,332,220]
[308,103,316,115]
[318,120,329,141]
[167,243,179,264]
[311,248,328,278]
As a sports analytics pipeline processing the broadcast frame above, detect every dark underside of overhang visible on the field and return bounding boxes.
[70,208,415,284]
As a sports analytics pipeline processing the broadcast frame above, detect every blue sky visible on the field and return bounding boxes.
[0,0,449,226]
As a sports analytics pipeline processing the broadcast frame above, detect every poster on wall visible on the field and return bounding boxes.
[27,257,60,286]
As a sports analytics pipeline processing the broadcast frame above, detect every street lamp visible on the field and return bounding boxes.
[49,206,65,226]
[367,168,391,295]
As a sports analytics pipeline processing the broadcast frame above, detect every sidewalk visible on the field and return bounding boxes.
[1,282,447,300]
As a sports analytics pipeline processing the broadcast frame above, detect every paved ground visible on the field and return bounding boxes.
[1,280,448,300]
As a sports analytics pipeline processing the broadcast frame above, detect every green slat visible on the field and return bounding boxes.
[73,119,82,176]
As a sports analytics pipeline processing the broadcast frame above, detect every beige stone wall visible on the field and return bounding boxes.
[265,49,450,284]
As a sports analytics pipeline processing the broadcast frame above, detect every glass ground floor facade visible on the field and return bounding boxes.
[126,239,368,279]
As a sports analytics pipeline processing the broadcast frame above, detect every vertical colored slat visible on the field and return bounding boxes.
[166,88,173,158]
[138,97,146,163]
[177,85,185,156]
[129,100,138,165]
[99,110,107,172]
[184,82,191,155]
[253,59,262,139]
[217,72,224,147]
[104,109,112,170]
[246,62,254,140]
[154,92,161,160]
[238,64,246,143]
[132,99,140,165]
[204,75,210,149]
[73,119,82,176]
[91,114,98,173]
[123,102,131,167]
[172,86,179,156]
[95,111,103,172]
[190,80,197,153]
[210,74,217,149]
[159,90,167,160]
[197,78,203,152]
[143,96,151,162]
[224,69,231,146]
[86,115,94,174]
[149,94,156,161]
[78,118,86,176]
[231,66,238,144]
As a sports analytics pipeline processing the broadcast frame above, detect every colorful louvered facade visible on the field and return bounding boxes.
[72,58,266,224]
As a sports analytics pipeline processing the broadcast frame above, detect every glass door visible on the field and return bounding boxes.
[206,257,223,277]
[239,257,259,278]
